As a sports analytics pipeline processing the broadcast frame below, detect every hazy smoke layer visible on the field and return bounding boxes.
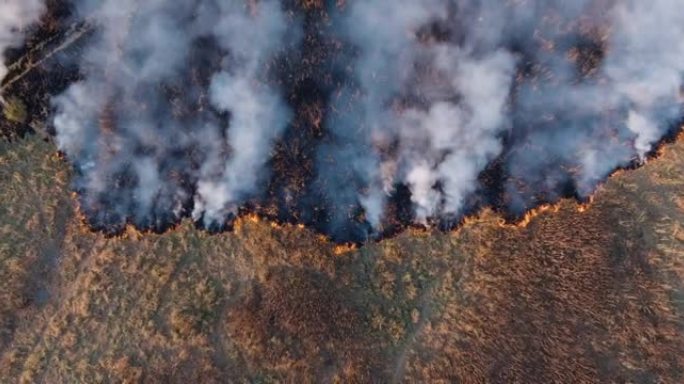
[503,0,684,212]
[322,0,516,229]
[0,0,45,82]
[319,0,684,235]
[38,0,684,241]
[52,0,294,231]
[192,1,291,226]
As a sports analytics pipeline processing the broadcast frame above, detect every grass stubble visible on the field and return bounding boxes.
[0,131,682,382]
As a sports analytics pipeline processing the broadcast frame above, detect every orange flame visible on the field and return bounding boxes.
[333,243,358,255]
[501,203,562,229]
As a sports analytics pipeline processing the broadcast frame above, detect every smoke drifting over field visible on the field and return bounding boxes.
[0,0,45,81]
[323,0,684,231]
[52,0,296,231]
[3,0,684,242]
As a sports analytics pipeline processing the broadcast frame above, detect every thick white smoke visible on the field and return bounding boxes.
[505,0,684,208]
[192,0,291,225]
[28,0,684,240]
[52,0,295,230]
[323,0,684,230]
[400,50,515,223]
[0,0,45,83]
[321,0,516,228]
[607,0,684,158]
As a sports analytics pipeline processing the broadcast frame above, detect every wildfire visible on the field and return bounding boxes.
[502,203,561,229]
[246,213,260,223]
[576,195,595,213]
[232,213,259,232]
[333,243,358,255]
[61,126,684,248]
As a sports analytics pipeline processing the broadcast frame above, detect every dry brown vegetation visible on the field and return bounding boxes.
[0,132,682,383]
[0,0,681,381]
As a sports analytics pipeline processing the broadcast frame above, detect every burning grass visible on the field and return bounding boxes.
[0,1,683,381]
[4,0,680,245]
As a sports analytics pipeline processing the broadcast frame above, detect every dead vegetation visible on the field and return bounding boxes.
[0,133,682,382]
[0,2,682,380]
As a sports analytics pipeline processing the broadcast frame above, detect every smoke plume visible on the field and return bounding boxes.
[3,0,683,242]
[319,0,684,235]
[0,0,45,82]
[322,0,517,229]
[51,0,296,232]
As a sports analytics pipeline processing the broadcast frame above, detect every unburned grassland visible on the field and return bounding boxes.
[0,135,682,382]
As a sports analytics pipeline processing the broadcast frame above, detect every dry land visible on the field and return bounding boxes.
[0,133,682,382]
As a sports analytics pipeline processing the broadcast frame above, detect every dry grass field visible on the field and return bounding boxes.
[0,1,682,381]
[0,133,682,382]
